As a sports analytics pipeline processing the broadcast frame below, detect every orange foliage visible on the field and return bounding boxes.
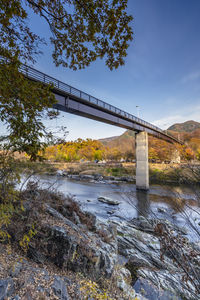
[42,126,200,163]
[42,138,105,162]
[183,148,195,161]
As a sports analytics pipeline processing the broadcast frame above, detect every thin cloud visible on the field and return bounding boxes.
[153,104,200,129]
[181,71,200,84]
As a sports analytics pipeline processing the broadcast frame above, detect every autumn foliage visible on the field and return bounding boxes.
[41,132,200,163]
[40,124,200,163]
[41,139,104,162]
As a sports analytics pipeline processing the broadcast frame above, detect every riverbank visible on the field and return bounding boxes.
[17,160,200,185]
[0,186,143,299]
[1,185,199,299]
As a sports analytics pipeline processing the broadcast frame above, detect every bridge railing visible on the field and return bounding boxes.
[20,64,178,142]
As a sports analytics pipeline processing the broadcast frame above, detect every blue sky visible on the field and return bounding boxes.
[3,0,200,140]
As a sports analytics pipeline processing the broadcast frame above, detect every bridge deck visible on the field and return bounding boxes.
[20,64,182,144]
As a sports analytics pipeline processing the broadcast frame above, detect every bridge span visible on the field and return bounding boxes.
[20,64,182,190]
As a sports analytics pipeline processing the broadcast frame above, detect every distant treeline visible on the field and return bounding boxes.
[40,138,124,162]
[40,133,200,162]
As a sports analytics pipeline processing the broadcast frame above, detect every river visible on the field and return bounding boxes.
[23,174,200,242]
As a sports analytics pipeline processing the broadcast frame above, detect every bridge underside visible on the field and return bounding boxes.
[53,92,174,143]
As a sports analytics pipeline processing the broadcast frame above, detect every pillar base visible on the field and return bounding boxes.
[136,186,149,191]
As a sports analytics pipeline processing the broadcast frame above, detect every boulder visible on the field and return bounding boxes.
[157,207,167,213]
[107,210,115,215]
[28,205,119,279]
[43,224,118,279]
[57,170,65,176]
[98,196,120,205]
[79,174,94,180]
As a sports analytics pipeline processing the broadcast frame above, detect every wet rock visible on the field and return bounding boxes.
[178,226,188,235]
[69,175,80,180]
[107,210,115,215]
[157,207,167,213]
[98,196,120,205]
[105,176,115,180]
[130,217,157,233]
[95,175,104,181]
[57,170,65,176]
[80,174,94,180]
[130,216,154,232]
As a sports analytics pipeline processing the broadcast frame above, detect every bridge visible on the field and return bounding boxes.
[20,64,182,190]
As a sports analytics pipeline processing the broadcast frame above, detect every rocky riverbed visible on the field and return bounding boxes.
[0,186,200,299]
[56,169,136,184]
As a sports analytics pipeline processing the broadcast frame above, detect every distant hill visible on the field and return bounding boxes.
[100,130,135,154]
[99,136,119,143]
[99,120,200,160]
[168,120,200,132]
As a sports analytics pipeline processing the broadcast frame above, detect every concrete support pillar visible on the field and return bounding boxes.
[135,131,149,190]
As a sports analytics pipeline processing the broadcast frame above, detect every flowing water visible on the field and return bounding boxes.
[24,174,200,242]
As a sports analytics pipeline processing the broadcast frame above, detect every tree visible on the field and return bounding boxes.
[196,149,200,161]
[0,0,133,157]
[148,147,159,161]
[0,62,56,159]
[0,1,133,244]
[26,0,133,70]
[184,148,194,161]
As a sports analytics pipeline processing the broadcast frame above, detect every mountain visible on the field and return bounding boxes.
[100,130,135,155]
[168,120,200,133]
[99,136,119,143]
[99,120,200,160]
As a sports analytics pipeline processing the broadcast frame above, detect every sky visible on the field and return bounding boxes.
[2,0,200,140]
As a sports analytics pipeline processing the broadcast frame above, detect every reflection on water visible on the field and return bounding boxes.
[136,190,150,218]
